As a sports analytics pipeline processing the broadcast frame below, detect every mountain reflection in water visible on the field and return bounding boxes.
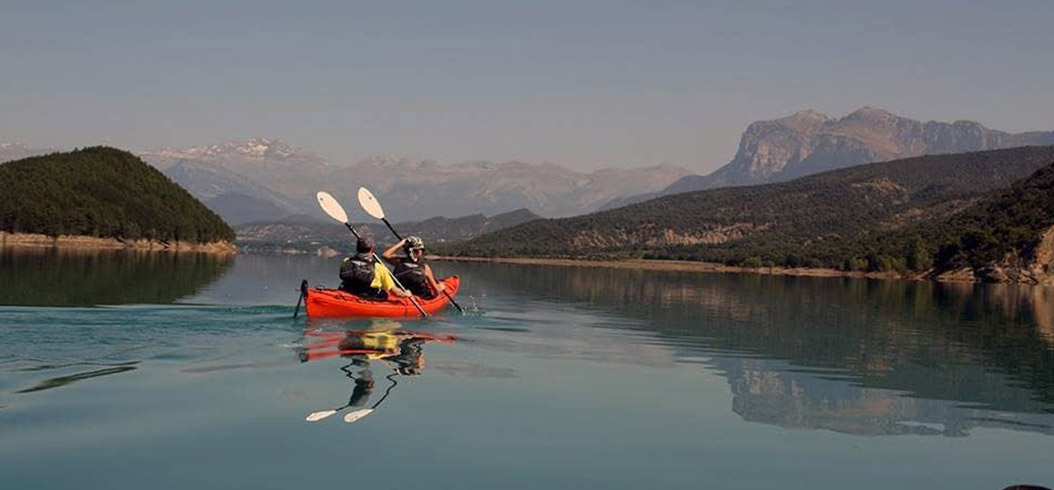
[454,262,1054,436]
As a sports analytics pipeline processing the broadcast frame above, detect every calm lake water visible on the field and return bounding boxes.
[2,249,1054,489]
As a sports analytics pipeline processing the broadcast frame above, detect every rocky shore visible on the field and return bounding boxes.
[0,232,237,254]
[433,256,915,280]
[433,254,1054,286]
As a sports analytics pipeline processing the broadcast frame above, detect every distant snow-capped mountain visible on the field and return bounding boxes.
[138,138,691,224]
[0,142,54,163]
[140,137,328,167]
[137,138,333,225]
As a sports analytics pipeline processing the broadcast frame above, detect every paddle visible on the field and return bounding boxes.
[357,187,465,314]
[315,191,429,318]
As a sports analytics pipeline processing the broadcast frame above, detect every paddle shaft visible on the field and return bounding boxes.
[379,219,465,313]
[293,279,308,318]
[343,223,429,318]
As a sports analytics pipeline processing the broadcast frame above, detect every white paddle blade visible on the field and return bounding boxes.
[358,187,385,219]
[316,191,348,223]
[305,410,337,422]
[343,408,373,423]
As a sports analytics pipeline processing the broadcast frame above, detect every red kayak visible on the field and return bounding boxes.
[305,276,460,318]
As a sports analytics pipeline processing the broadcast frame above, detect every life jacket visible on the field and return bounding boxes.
[339,253,380,296]
[394,260,431,298]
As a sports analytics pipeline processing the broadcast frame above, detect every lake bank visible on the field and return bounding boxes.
[432,226,1054,286]
[0,232,237,254]
[434,255,1054,286]
[431,255,925,281]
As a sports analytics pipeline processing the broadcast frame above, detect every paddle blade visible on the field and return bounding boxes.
[343,408,373,423]
[305,410,337,422]
[316,191,348,223]
[358,187,385,219]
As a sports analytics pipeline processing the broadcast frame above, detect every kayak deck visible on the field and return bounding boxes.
[305,276,460,318]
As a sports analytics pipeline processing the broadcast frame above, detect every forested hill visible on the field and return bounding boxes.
[0,147,235,243]
[877,159,1054,281]
[444,146,1054,277]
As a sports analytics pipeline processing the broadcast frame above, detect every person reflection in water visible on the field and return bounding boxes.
[300,320,455,423]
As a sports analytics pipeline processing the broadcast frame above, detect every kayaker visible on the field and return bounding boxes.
[381,236,446,299]
[339,236,411,300]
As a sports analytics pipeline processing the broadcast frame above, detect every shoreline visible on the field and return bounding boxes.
[0,232,237,254]
[430,255,948,282]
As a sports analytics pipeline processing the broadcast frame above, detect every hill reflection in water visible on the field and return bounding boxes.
[0,248,233,306]
[455,262,1054,437]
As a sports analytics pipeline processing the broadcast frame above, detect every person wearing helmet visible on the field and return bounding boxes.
[339,236,411,300]
[381,236,446,299]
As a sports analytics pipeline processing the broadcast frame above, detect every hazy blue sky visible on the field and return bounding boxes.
[1,0,1052,172]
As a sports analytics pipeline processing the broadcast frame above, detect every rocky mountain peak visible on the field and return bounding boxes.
[843,106,897,122]
[661,108,1054,195]
[776,109,832,133]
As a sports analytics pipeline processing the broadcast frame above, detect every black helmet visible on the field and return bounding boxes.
[356,236,375,253]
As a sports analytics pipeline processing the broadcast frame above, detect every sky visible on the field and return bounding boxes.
[1,0,1053,173]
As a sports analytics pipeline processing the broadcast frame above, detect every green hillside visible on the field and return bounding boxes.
[0,147,234,243]
[444,146,1054,274]
[875,161,1054,273]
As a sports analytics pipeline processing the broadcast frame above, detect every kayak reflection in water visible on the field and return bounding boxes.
[300,320,455,423]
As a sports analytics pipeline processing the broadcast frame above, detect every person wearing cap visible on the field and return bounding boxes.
[381,236,446,299]
[338,236,411,300]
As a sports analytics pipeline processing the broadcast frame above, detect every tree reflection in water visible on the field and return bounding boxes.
[456,262,1054,436]
[0,248,233,306]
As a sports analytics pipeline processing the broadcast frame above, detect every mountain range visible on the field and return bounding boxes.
[135,138,690,225]
[445,146,1054,284]
[6,107,1052,227]
[605,107,1054,208]
[236,208,540,254]
[0,138,688,226]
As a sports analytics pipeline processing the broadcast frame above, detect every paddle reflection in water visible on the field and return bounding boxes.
[298,320,455,424]
[454,261,1054,437]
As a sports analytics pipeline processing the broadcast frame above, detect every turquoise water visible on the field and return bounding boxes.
[2,250,1054,489]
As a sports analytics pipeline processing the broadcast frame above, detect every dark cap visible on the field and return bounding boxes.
[356,236,375,253]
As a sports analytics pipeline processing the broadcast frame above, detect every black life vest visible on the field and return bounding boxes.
[339,253,378,295]
[394,260,431,298]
